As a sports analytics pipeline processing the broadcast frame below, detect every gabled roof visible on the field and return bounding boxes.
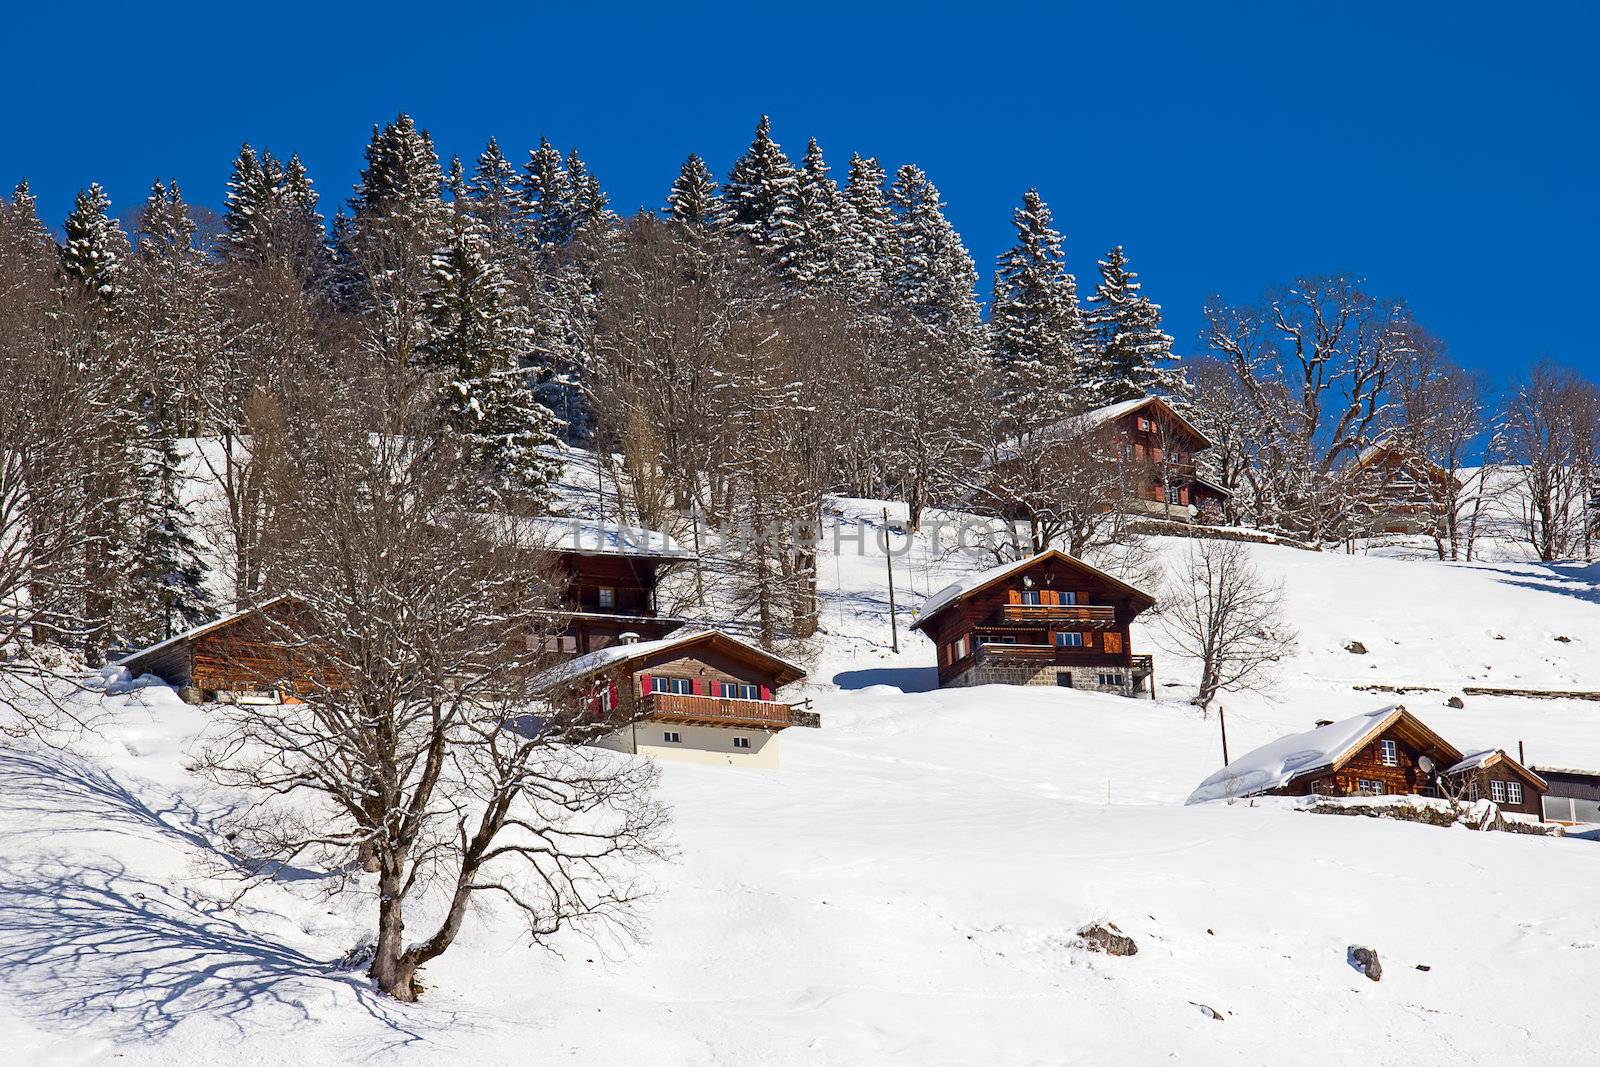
[1353,435,1449,479]
[988,395,1211,465]
[118,595,292,674]
[911,548,1157,632]
[490,514,696,561]
[1447,749,1548,791]
[530,629,807,693]
[1186,704,1464,804]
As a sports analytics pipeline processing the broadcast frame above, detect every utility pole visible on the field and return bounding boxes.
[883,507,899,653]
[1218,705,1230,766]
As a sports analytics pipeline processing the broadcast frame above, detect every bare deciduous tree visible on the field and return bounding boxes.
[1154,539,1296,710]
[200,366,668,1002]
[1503,362,1599,562]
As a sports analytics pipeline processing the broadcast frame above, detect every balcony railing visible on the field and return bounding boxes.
[642,691,794,728]
[999,603,1116,625]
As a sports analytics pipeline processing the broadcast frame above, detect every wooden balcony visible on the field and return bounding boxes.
[999,603,1116,626]
[642,691,794,729]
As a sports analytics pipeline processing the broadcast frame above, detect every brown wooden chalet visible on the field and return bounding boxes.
[118,596,327,704]
[911,548,1157,696]
[994,396,1231,525]
[1351,438,1453,535]
[533,630,812,767]
[1187,705,1547,818]
[517,516,697,656]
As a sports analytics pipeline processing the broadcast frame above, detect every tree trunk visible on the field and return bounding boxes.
[369,869,418,1001]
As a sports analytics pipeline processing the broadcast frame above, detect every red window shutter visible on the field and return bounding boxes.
[690,677,703,695]
[639,672,653,696]
[608,682,618,708]
[760,684,773,700]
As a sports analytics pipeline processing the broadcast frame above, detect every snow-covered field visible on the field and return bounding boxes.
[4,497,1600,1065]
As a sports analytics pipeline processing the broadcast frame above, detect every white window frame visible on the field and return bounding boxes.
[732,736,751,750]
[1055,631,1084,648]
[1491,780,1507,804]
[596,586,615,609]
[662,731,681,744]
[1358,778,1386,796]
[1507,781,1523,804]
[1379,739,1398,767]
[652,676,692,695]
[1019,590,1041,605]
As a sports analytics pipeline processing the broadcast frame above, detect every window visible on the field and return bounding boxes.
[662,731,681,743]
[1019,590,1041,605]
[981,634,1017,645]
[597,586,615,609]
[1379,739,1398,767]
[719,682,759,700]
[1165,484,1185,505]
[1491,780,1507,804]
[1308,779,1326,795]
[732,736,751,750]
[953,635,971,660]
[1133,443,1146,461]
[1060,591,1077,605]
[1097,671,1123,687]
[1507,781,1524,804]
[1056,672,1073,687]
[1137,417,1153,432]
[1357,779,1385,795]
[1465,779,1480,801]
[1055,631,1084,648]
[651,676,692,695]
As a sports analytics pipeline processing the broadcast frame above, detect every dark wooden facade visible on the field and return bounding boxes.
[543,548,689,655]
[911,549,1156,695]
[1530,767,1600,823]
[1351,441,1451,535]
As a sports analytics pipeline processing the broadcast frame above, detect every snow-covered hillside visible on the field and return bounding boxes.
[4,500,1600,1065]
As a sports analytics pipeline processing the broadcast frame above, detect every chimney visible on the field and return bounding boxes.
[620,631,640,645]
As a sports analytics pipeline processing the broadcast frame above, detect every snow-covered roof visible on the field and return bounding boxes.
[118,595,291,671]
[911,548,1157,630]
[530,629,806,693]
[1446,749,1500,775]
[990,396,1211,463]
[492,514,695,561]
[1187,705,1423,804]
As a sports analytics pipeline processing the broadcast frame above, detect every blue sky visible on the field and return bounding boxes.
[2,2,1594,381]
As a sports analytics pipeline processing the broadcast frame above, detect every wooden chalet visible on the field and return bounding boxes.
[1351,438,1452,535]
[513,516,697,656]
[994,396,1231,525]
[1187,705,1547,818]
[533,630,812,768]
[118,596,328,704]
[911,548,1157,696]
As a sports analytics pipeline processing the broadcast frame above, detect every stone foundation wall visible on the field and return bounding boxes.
[948,663,1138,696]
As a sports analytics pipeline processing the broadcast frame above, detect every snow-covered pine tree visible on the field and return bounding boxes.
[5,179,52,250]
[338,114,450,361]
[467,136,530,258]
[523,137,575,251]
[782,138,850,289]
[888,164,981,347]
[424,165,560,504]
[666,153,723,230]
[222,144,278,264]
[840,154,899,302]
[278,153,327,278]
[722,116,800,260]
[60,183,132,306]
[566,148,612,233]
[989,189,1084,425]
[1083,245,1177,403]
[125,432,216,644]
[134,179,224,436]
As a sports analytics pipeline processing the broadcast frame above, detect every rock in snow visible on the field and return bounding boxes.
[1078,923,1138,957]
[1348,945,1383,982]
[1344,640,1369,655]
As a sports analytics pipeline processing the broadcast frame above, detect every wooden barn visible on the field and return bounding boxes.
[1529,766,1600,824]
[1187,704,1547,818]
[118,596,326,704]
[911,548,1157,696]
[532,630,812,768]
